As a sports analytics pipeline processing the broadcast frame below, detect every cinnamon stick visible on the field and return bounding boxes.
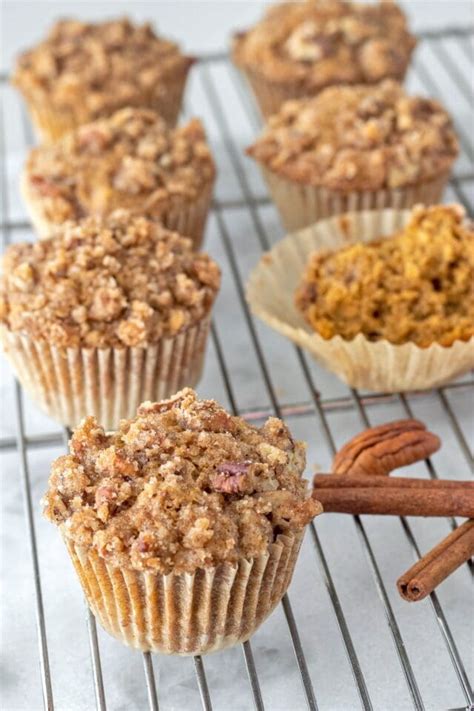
[397,520,474,601]
[312,474,474,518]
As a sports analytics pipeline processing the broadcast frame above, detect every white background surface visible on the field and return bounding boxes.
[1,2,473,711]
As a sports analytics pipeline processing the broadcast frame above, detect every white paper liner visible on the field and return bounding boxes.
[1,316,211,429]
[246,208,474,392]
[62,529,303,655]
[259,166,451,232]
[20,170,214,249]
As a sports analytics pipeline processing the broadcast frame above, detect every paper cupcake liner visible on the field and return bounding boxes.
[0,316,211,429]
[259,166,451,232]
[246,209,474,393]
[21,66,191,143]
[21,171,214,250]
[62,529,303,655]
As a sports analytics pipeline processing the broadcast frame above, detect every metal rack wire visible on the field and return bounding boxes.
[1,26,473,711]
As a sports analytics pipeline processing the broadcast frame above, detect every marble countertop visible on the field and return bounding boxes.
[1,3,473,710]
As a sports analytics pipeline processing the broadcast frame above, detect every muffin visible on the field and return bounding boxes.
[232,0,416,118]
[0,211,221,428]
[13,18,194,142]
[247,81,459,231]
[42,388,322,654]
[247,205,474,392]
[21,108,215,250]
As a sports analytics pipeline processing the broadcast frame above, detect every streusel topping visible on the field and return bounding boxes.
[0,211,220,348]
[13,18,192,118]
[43,389,321,573]
[24,108,215,225]
[233,1,416,89]
[295,205,474,347]
[247,81,458,191]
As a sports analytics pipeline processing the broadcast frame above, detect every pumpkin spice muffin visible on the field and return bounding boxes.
[13,17,194,142]
[232,0,416,118]
[296,205,474,347]
[21,108,215,249]
[42,388,322,654]
[247,80,459,230]
[0,211,221,428]
[247,205,474,392]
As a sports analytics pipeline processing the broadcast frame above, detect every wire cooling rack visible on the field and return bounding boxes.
[1,26,473,711]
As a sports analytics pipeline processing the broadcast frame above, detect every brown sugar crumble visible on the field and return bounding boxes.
[233,1,416,90]
[13,18,193,123]
[43,389,321,574]
[247,81,458,192]
[0,211,221,348]
[23,108,215,226]
[295,205,474,348]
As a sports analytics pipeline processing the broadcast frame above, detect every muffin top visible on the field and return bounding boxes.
[13,18,192,117]
[23,108,215,226]
[233,0,416,89]
[295,205,474,348]
[42,388,321,573]
[0,211,220,348]
[247,81,458,191]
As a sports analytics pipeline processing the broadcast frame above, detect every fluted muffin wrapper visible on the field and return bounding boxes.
[259,166,451,232]
[19,65,191,143]
[62,529,304,655]
[20,171,214,249]
[246,209,474,393]
[236,65,411,120]
[0,316,211,429]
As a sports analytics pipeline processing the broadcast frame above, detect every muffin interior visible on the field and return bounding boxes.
[43,389,321,574]
[295,204,474,347]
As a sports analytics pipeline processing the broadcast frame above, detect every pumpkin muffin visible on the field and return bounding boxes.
[42,388,322,654]
[21,108,215,249]
[247,80,458,230]
[0,211,221,428]
[232,0,416,118]
[247,205,474,392]
[13,17,194,142]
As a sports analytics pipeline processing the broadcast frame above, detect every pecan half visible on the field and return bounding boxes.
[211,462,250,494]
[332,419,441,476]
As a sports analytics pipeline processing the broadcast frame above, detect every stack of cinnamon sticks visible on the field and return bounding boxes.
[311,419,474,602]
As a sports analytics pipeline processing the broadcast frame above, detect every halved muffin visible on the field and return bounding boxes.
[13,18,194,141]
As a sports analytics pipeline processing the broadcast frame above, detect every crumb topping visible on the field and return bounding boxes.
[233,0,416,89]
[0,211,220,348]
[13,18,193,118]
[247,81,458,191]
[295,205,474,348]
[42,389,321,573]
[23,108,215,225]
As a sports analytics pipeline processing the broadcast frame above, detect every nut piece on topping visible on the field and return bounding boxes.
[42,388,321,574]
[0,210,221,349]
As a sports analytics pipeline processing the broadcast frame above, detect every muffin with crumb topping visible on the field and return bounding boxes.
[13,17,194,142]
[247,204,474,392]
[0,211,220,428]
[232,0,416,118]
[21,107,215,249]
[42,388,322,654]
[247,81,458,231]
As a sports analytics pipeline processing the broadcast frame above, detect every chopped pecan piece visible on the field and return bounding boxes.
[332,419,441,476]
[211,462,251,494]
